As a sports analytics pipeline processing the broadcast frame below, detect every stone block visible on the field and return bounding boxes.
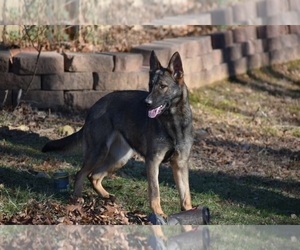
[130,44,171,66]
[13,52,64,75]
[211,7,234,25]
[152,40,186,58]
[184,70,211,89]
[228,57,248,76]
[232,1,257,23]
[212,49,225,65]
[101,52,143,72]
[261,52,271,66]
[224,44,243,61]
[265,11,300,25]
[0,51,10,72]
[0,73,41,90]
[269,49,285,65]
[64,90,110,110]
[289,0,300,11]
[93,71,150,91]
[242,39,265,56]
[42,73,93,90]
[210,31,233,49]
[257,0,289,18]
[247,54,263,70]
[176,36,213,56]
[171,37,202,58]
[209,63,230,83]
[16,90,64,109]
[232,26,257,43]
[257,25,289,39]
[63,52,114,72]
[201,53,216,70]
[267,37,283,51]
[289,25,300,34]
[183,57,203,75]
[280,34,298,48]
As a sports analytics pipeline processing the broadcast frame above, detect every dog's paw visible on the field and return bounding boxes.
[70,196,84,205]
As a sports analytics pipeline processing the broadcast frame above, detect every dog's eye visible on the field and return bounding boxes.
[159,84,167,90]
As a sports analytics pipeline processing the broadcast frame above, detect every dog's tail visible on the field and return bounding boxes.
[42,129,83,153]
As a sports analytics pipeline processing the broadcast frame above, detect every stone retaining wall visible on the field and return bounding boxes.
[1,25,300,111]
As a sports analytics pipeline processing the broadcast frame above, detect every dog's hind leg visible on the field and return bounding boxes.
[73,143,109,198]
[89,132,133,198]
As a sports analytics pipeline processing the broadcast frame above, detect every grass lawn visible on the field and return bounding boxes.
[0,61,299,225]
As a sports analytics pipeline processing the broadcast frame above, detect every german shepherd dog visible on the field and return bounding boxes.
[42,51,194,216]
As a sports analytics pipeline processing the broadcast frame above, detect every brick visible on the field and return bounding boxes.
[280,34,298,48]
[164,38,200,58]
[269,50,285,65]
[101,52,143,72]
[265,11,300,25]
[63,52,114,72]
[0,90,12,106]
[16,90,64,109]
[183,57,203,75]
[65,90,110,110]
[210,31,233,49]
[228,57,248,76]
[281,47,296,62]
[232,2,257,23]
[201,53,216,70]
[232,28,247,43]
[185,70,211,89]
[212,49,225,65]
[261,52,270,66]
[42,73,93,90]
[242,39,265,56]
[93,71,149,91]
[211,7,233,25]
[176,36,213,56]
[289,0,300,11]
[293,45,300,59]
[13,52,64,75]
[152,40,186,58]
[224,44,243,61]
[232,26,257,43]
[0,51,10,72]
[289,25,300,34]
[267,37,283,51]
[257,0,289,18]
[130,44,171,66]
[210,63,230,83]
[0,73,41,90]
[247,54,263,70]
[257,26,289,39]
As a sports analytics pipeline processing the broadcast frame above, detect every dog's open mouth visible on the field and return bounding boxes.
[148,103,167,118]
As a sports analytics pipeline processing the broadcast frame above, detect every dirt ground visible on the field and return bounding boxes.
[0,60,299,225]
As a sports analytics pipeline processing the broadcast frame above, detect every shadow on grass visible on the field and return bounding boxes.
[232,68,300,99]
[1,122,299,220]
[0,166,70,201]
[119,161,300,218]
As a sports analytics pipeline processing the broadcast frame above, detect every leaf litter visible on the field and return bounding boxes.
[0,60,300,225]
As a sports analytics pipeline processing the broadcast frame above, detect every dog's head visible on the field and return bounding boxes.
[145,51,186,119]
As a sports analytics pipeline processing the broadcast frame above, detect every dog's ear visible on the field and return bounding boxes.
[168,52,184,83]
[150,51,162,72]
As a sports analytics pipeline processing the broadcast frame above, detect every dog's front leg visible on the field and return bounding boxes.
[146,156,165,216]
[170,154,192,211]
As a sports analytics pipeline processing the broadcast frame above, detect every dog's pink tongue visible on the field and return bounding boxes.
[148,106,161,118]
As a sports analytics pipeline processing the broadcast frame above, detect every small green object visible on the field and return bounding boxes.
[53,172,69,192]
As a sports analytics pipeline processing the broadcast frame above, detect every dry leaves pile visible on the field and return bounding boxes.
[0,197,149,225]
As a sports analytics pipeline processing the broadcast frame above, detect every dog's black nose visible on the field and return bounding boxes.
[145,97,153,107]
